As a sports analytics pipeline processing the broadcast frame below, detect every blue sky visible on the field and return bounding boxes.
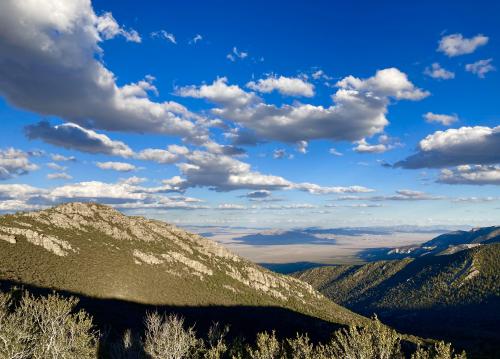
[0,0,499,228]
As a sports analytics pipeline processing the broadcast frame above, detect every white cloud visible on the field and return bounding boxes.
[190,34,203,44]
[217,203,247,210]
[423,112,458,126]
[438,33,488,57]
[312,69,332,81]
[337,68,430,100]
[329,148,343,156]
[0,184,46,200]
[96,161,136,172]
[354,134,400,154]
[465,58,495,78]
[0,179,208,213]
[227,47,248,62]
[26,121,134,157]
[424,63,455,80]
[291,182,373,195]
[273,149,293,160]
[51,154,76,162]
[0,148,39,180]
[395,126,500,169]
[247,75,315,97]
[47,172,72,180]
[439,165,500,185]
[177,77,258,108]
[338,190,444,201]
[296,140,308,154]
[135,145,189,164]
[96,12,141,43]
[170,150,372,194]
[151,30,176,44]
[354,139,388,154]
[180,69,428,145]
[0,1,199,138]
[47,162,67,171]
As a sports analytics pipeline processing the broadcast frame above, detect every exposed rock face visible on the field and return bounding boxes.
[0,226,74,256]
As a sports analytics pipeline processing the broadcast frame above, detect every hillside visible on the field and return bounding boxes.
[0,202,366,339]
[294,243,500,357]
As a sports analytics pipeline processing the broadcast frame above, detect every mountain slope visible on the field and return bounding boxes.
[0,202,366,336]
[360,226,500,260]
[294,243,500,357]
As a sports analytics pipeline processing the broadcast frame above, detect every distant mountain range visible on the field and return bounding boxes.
[294,235,500,358]
[0,202,366,339]
[359,226,500,261]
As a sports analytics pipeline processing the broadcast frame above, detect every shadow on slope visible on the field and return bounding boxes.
[0,279,344,343]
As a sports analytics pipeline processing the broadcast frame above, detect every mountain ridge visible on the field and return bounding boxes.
[0,202,366,335]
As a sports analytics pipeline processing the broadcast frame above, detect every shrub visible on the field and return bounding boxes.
[247,331,283,359]
[411,342,467,359]
[325,317,403,359]
[143,312,199,359]
[0,291,97,359]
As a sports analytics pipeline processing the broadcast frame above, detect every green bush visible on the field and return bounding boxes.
[0,289,467,359]
[0,291,98,359]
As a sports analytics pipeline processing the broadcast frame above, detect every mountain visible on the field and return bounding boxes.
[0,202,367,339]
[359,226,500,261]
[294,243,500,357]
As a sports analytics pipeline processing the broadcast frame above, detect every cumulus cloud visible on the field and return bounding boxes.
[179,68,428,145]
[247,75,315,97]
[169,150,372,194]
[135,145,189,164]
[465,58,495,78]
[96,161,136,172]
[151,30,176,44]
[438,33,489,57]
[354,139,389,154]
[0,184,46,201]
[176,77,258,108]
[354,134,400,154]
[395,126,500,169]
[424,63,455,80]
[423,112,458,126]
[438,165,500,185]
[0,0,199,138]
[25,121,134,157]
[336,67,430,100]
[0,148,39,180]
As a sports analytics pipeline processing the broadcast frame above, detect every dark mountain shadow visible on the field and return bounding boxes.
[259,262,328,274]
[359,299,500,359]
[0,280,344,344]
[232,230,337,245]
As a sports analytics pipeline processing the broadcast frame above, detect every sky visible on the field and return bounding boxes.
[0,0,499,229]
